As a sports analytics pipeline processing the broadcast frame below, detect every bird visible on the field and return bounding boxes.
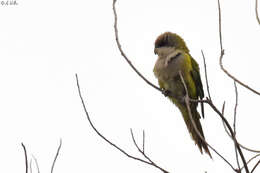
[153,32,211,157]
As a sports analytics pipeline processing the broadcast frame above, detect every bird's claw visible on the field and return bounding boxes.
[162,90,170,97]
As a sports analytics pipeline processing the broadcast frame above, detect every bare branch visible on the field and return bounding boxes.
[240,145,260,153]
[178,71,236,171]
[233,81,240,170]
[233,81,238,135]
[217,0,223,51]
[241,154,260,171]
[217,1,250,171]
[142,130,145,153]
[130,129,169,173]
[256,0,260,25]
[32,155,40,173]
[194,98,260,153]
[29,159,32,173]
[234,144,241,171]
[222,101,225,116]
[201,50,211,100]
[206,97,249,172]
[222,119,260,153]
[21,143,28,173]
[51,139,62,173]
[219,53,260,96]
[112,0,162,93]
[217,0,260,96]
[221,98,260,154]
[248,154,260,165]
[222,84,260,153]
[76,74,169,173]
[251,159,260,173]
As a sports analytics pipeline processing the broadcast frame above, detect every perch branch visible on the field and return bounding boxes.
[112,0,162,93]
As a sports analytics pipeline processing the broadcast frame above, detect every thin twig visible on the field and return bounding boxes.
[218,0,223,51]
[222,119,260,153]
[51,139,62,173]
[76,74,150,164]
[142,130,145,153]
[233,81,240,170]
[217,1,249,171]
[219,52,260,96]
[130,129,169,173]
[240,145,260,153]
[217,0,260,96]
[217,0,260,157]
[32,155,40,173]
[241,154,260,171]
[112,0,162,93]
[178,71,236,171]
[221,99,260,154]
[29,159,32,173]
[233,81,238,135]
[256,0,260,25]
[206,98,249,172]
[21,143,28,173]
[193,98,260,153]
[234,144,240,172]
[201,50,211,100]
[222,101,225,116]
[76,74,169,173]
[251,159,260,173]
[221,101,230,137]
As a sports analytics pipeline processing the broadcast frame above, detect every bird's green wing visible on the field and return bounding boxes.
[190,56,205,118]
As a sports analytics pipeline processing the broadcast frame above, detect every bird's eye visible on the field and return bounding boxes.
[155,41,166,48]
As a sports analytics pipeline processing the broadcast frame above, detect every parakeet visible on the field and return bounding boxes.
[153,32,211,157]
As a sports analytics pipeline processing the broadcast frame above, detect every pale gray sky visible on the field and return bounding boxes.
[0,0,260,172]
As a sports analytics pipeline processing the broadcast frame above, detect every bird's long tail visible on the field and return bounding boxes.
[176,103,212,158]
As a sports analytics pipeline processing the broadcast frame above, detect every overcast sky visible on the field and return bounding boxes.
[0,0,260,172]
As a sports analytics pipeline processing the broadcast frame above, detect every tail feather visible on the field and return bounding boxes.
[177,103,212,158]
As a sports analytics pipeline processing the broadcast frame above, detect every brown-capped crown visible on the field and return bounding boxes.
[154,32,189,53]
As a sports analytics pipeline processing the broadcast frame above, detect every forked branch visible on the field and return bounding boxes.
[75,74,169,173]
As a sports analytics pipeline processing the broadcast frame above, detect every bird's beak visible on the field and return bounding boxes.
[154,48,158,55]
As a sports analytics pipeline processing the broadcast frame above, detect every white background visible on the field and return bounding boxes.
[0,0,260,172]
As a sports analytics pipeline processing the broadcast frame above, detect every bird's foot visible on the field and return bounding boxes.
[162,89,170,97]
